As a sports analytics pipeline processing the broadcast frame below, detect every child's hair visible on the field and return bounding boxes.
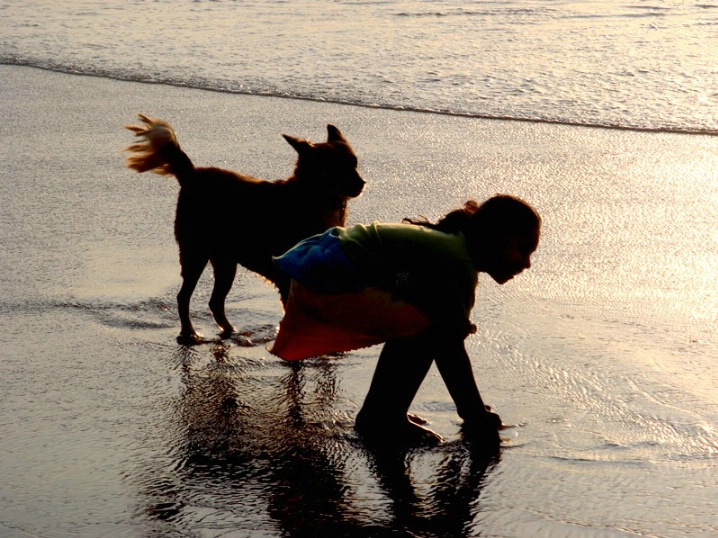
[404,194,541,237]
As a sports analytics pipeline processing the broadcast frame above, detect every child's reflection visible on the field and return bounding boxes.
[135,343,499,537]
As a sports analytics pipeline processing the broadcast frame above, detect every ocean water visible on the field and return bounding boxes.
[2,0,718,133]
[1,1,717,537]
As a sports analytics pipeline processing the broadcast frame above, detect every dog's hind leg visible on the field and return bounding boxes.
[209,258,237,338]
[177,253,209,344]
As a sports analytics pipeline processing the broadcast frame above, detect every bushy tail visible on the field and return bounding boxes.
[125,114,195,185]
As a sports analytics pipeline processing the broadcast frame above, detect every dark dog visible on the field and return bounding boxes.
[125,114,365,343]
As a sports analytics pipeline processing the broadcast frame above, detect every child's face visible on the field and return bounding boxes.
[486,227,540,285]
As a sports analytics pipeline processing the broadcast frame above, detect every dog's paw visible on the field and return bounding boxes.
[219,327,237,340]
[177,332,204,346]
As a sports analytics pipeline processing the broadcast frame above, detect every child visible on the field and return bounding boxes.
[270,195,541,446]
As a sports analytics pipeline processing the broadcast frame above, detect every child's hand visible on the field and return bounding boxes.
[483,405,504,429]
[461,409,502,448]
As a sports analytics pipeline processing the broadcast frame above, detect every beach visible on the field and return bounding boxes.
[1,64,717,537]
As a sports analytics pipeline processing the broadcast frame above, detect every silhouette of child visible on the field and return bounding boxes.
[271,195,541,447]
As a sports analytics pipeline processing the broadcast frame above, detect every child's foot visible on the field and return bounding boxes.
[355,413,443,447]
[407,413,429,426]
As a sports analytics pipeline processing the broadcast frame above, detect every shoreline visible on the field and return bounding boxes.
[5,62,718,137]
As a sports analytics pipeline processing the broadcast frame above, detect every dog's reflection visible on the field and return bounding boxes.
[136,343,498,537]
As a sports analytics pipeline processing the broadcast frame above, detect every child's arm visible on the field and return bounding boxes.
[434,338,501,443]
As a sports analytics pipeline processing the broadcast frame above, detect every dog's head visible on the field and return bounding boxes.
[283,125,365,198]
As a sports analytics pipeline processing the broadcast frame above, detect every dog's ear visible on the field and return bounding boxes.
[283,134,313,155]
[326,125,347,143]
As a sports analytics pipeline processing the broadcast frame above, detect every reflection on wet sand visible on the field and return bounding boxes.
[134,342,499,537]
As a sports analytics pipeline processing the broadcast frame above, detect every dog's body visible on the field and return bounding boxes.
[125,114,365,343]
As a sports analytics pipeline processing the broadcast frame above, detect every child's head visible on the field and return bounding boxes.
[455,195,541,284]
[404,194,541,284]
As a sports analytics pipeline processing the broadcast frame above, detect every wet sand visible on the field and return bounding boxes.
[1,65,716,537]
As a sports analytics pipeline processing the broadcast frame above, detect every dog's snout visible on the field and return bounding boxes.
[352,173,366,196]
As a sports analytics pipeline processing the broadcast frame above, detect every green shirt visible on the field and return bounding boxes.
[335,223,478,338]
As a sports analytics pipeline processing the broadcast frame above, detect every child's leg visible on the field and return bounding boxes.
[355,334,440,442]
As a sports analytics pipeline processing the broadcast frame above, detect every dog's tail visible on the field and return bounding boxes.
[125,114,195,186]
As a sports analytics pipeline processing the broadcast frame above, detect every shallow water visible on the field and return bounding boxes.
[1,66,717,537]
